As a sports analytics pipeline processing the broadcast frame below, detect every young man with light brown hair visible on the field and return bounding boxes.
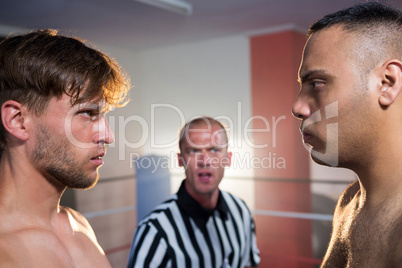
[0,29,129,267]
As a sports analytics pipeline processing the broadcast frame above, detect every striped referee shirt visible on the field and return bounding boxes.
[127,180,260,268]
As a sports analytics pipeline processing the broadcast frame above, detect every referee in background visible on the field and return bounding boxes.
[127,116,260,268]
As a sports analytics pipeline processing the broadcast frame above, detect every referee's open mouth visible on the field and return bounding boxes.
[198,172,212,182]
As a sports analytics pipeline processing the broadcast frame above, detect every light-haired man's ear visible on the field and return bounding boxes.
[378,59,402,106]
[1,100,30,142]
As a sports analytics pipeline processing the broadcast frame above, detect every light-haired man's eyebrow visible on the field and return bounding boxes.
[76,102,99,109]
[298,69,329,84]
[74,102,107,114]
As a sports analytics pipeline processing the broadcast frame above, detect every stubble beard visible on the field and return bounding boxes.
[32,126,98,190]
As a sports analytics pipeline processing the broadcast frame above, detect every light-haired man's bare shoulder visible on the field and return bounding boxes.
[59,206,97,239]
[0,227,74,267]
[0,207,109,268]
[0,236,19,267]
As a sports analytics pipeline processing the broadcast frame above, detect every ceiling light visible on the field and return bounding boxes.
[136,0,192,15]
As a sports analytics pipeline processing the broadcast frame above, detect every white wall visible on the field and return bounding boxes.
[98,35,256,208]
[97,31,359,209]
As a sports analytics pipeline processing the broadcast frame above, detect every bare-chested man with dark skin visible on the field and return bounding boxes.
[292,2,401,267]
[0,30,129,267]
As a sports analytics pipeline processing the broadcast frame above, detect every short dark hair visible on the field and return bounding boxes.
[0,29,130,152]
[308,2,401,36]
[308,2,401,78]
[178,116,229,152]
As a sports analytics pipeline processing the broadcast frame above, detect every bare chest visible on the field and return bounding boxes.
[322,203,402,267]
[1,228,111,268]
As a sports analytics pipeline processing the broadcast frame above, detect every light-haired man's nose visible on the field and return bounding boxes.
[94,116,115,145]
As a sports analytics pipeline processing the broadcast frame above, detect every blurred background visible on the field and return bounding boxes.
[2,0,400,267]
